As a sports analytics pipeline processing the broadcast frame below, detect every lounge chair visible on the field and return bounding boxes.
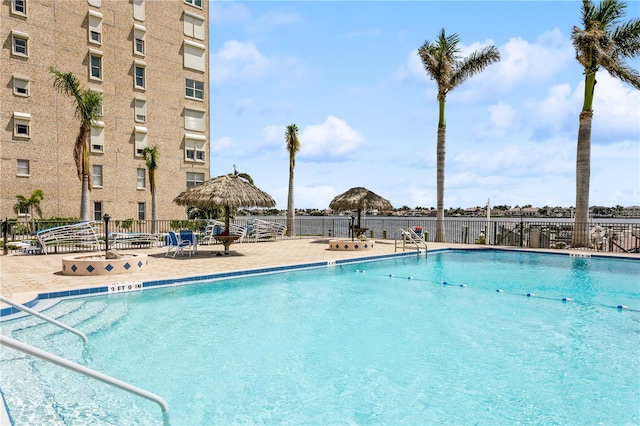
[165,231,195,257]
[35,221,100,254]
[246,219,286,242]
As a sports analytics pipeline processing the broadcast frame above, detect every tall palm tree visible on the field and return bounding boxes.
[571,0,640,247]
[284,124,300,237]
[141,145,160,233]
[418,29,500,242]
[50,67,103,222]
[13,189,44,233]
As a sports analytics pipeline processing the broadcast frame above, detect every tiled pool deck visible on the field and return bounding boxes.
[1,239,637,312]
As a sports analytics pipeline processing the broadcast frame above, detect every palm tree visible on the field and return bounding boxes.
[284,124,300,237]
[418,29,500,242]
[13,189,44,234]
[50,67,103,222]
[571,0,640,247]
[141,145,160,233]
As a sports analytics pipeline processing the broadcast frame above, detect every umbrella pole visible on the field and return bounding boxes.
[357,210,361,228]
[224,206,230,234]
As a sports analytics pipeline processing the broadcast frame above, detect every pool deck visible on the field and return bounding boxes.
[1,239,637,307]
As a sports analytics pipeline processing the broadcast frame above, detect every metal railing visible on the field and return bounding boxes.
[0,335,169,421]
[2,217,639,254]
[0,296,87,343]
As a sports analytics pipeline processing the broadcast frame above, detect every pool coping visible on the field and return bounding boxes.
[1,250,427,318]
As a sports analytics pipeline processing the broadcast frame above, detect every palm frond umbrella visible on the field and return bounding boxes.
[173,174,276,234]
[329,187,393,229]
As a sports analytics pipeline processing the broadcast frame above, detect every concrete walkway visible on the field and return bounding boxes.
[1,238,456,306]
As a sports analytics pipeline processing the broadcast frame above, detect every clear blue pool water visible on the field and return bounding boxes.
[2,250,639,425]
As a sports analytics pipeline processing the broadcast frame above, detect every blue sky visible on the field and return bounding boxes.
[209,0,640,210]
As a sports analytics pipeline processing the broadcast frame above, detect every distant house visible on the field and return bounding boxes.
[622,206,640,217]
[507,207,540,217]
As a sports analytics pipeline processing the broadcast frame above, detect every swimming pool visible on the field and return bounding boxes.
[1,250,639,425]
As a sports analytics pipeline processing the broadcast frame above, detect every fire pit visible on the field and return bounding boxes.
[62,253,148,276]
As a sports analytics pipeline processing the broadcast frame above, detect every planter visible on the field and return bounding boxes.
[62,253,148,276]
[328,239,375,251]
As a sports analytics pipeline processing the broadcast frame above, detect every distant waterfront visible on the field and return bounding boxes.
[238,215,640,244]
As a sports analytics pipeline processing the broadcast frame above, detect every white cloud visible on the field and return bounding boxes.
[591,72,640,136]
[491,29,573,88]
[294,185,336,210]
[487,101,516,138]
[300,116,364,158]
[211,136,233,153]
[394,48,428,83]
[261,125,285,149]
[526,83,577,135]
[211,40,272,84]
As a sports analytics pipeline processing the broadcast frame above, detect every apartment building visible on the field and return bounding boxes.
[1,0,209,221]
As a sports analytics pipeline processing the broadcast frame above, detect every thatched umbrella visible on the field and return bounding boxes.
[173,174,276,233]
[329,187,393,228]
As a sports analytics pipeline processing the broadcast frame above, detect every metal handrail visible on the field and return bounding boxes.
[395,228,428,253]
[0,295,88,343]
[0,335,169,417]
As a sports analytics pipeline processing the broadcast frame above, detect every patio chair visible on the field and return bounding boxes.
[179,230,198,254]
[165,231,194,257]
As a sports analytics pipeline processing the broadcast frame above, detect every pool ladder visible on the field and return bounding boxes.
[0,296,169,421]
[395,228,428,253]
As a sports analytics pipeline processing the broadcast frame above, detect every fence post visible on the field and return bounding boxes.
[519,218,524,247]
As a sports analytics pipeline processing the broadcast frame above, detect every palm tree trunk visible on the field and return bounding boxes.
[435,127,446,242]
[80,175,91,221]
[286,159,295,237]
[151,190,158,234]
[435,96,447,242]
[572,110,593,247]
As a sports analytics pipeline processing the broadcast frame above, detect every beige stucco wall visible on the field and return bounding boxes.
[1,0,209,221]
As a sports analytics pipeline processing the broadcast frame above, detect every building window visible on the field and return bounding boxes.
[13,77,30,97]
[137,202,146,220]
[183,40,206,72]
[12,31,29,57]
[88,11,103,44]
[93,201,103,221]
[185,79,204,100]
[134,126,147,156]
[185,0,202,8]
[137,168,146,189]
[134,62,146,89]
[186,172,204,188]
[93,165,103,187]
[185,135,206,162]
[133,0,145,21]
[17,159,29,176]
[91,121,105,153]
[12,0,27,16]
[183,11,205,40]
[184,108,205,132]
[89,51,103,80]
[134,98,146,123]
[13,112,30,138]
[133,25,146,56]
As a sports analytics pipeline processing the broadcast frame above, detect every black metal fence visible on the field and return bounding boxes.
[2,217,639,255]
